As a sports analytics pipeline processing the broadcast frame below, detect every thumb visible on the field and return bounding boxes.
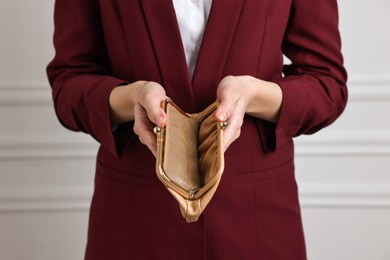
[144,101,167,127]
[216,78,240,122]
[137,83,167,127]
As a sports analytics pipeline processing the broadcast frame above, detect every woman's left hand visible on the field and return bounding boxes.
[215,75,283,152]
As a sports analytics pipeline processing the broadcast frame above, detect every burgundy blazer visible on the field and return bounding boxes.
[47,0,347,259]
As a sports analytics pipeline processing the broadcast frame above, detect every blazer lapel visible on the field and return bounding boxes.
[192,0,244,109]
[139,0,244,111]
[140,0,196,112]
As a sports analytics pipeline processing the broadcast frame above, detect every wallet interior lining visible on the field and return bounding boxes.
[163,104,201,191]
[161,101,222,198]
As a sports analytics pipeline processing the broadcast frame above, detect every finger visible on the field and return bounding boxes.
[138,82,167,127]
[138,130,158,157]
[222,115,242,151]
[215,76,241,122]
[223,125,240,152]
[221,99,246,152]
[133,105,158,156]
[144,101,167,127]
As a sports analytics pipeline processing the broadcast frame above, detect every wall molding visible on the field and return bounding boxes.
[347,76,390,101]
[0,184,389,213]
[0,84,52,106]
[0,187,92,212]
[294,130,390,156]
[299,183,390,209]
[0,134,98,159]
[0,76,389,106]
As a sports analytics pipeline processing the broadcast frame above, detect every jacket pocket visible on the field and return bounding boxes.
[235,159,293,184]
[96,160,149,187]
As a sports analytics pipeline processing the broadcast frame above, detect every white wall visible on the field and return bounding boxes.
[0,0,389,259]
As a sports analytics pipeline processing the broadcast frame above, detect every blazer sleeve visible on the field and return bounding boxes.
[259,0,348,151]
[46,0,134,157]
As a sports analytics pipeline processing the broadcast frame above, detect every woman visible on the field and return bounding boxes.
[47,0,347,259]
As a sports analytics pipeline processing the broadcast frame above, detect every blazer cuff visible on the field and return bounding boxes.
[87,76,135,157]
[56,75,134,158]
[255,76,310,153]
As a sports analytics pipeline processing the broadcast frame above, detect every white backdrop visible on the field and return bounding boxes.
[1,0,389,259]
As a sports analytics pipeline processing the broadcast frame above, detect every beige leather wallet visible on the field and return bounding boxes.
[154,99,226,222]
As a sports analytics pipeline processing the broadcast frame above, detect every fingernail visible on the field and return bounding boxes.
[218,111,227,121]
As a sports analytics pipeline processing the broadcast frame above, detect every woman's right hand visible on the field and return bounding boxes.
[109,81,167,156]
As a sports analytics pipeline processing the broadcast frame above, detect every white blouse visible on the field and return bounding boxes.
[172,0,213,78]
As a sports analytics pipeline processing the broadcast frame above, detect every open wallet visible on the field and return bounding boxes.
[154,99,227,223]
